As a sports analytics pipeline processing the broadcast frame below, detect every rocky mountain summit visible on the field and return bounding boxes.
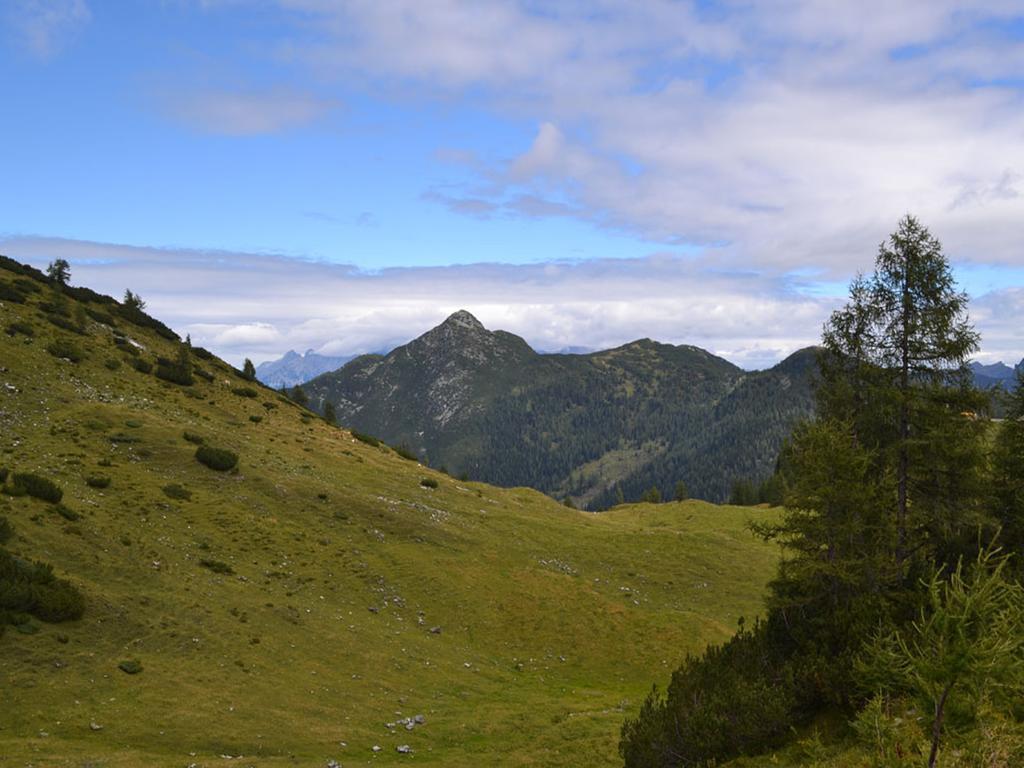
[305,311,817,505]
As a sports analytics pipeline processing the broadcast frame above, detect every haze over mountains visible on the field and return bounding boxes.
[304,311,817,506]
[254,349,356,389]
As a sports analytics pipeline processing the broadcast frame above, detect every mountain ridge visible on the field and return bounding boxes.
[305,310,816,506]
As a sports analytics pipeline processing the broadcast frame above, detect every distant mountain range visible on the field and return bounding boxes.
[304,310,818,506]
[970,359,1023,390]
[255,349,357,389]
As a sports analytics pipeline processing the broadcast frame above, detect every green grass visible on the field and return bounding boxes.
[0,271,781,767]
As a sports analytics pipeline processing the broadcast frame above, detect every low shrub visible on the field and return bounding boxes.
[231,386,258,398]
[191,346,215,361]
[4,321,34,337]
[85,475,111,489]
[54,504,80,521]
[46,338,84,363]
[0,549,85,624]
[0,515,11,545]
[262,401,277,410]
[85,307,116,326]
[195,446,238,472]
[0,282,27,303]
[420,477,439,489]
[182,431,205,445]
[199,558,234,575]
[392,444,418,461]
[103,358,121,370]
[194,367,214,382]
[10,473,63,503]
[118,659,143,675]
[351,430,380,447]
[155,364,194,386]
[248,415,263,424]
[45,313,84,334]
[162,484,192,501]
[129,357,152,374]
[108,433,140,444]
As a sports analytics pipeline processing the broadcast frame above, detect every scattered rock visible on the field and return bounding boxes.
[397,745,412,754]
[89,722,103,731]
[327,760,341,768]
[371,745,382,753]
[429,626,442,634]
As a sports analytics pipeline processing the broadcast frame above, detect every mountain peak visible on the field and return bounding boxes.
[440,310,486,332]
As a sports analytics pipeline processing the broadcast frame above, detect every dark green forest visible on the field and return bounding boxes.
[619,216,1024,767]
[304,316,816,507]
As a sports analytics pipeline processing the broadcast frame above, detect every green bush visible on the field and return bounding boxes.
[46,338,84,363]
[103,358,121,370]
[155,364,194,386]
[0,515,11,545]
[118,659,143,675]
[54,504,80,521]
[191,346,215,360]
[129,357,152,374]
[85,307,116,326]
[194,367,214,382]
[231,386,258,398]
[351,430,380,447]
[195,446,238,472]
[248,415,263,424]
[10,473,63,503]
[392,444,418,461]
[162,484,192,500]
[199,558,234,575]
[0,282,27,303]
[420,477,439,489]
[0,549,85,624]
[4,321,34,337]
[182,431,205,445]
[85,475,110,489]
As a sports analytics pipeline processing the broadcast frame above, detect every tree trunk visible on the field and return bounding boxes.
[928,684,953,768]
[897,268,911,574]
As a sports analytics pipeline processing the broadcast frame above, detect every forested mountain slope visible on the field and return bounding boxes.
[304,311,817,506]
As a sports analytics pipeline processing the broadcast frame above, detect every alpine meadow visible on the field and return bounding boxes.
[3,3,1024,768]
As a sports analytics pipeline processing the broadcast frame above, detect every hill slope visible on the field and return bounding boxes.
[304,311,816,506]
[0,259,780,767]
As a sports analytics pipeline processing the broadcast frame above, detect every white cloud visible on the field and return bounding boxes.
[4,235,1020,370]
[5,0,90,59]
[249,1,1024,275]
[159,87,338,135]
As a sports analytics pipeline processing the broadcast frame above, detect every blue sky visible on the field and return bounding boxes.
[1,1,1023,368]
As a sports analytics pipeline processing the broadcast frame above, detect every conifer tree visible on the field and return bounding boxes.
[323,401,337,425]
[242,358,256,381]
[46,259,70,285]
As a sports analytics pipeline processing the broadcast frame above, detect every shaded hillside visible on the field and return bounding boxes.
[0,257,780,766]
[305,311,817,505]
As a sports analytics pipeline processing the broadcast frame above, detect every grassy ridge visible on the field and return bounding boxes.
[0,269,780,766]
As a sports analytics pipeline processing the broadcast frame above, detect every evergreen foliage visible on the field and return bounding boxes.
[155,343,194,386]
[242,358,256,381]
[290,384,308,406]
[195,446,239,472]
[621,217,998,767]
[46,259,70,285]
[323,401,337,425]
[7,473,63,503]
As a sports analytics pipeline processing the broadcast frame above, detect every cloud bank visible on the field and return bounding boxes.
[3,235,1020,370]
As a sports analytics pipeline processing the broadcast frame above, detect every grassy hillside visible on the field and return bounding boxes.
[0,262,780,767]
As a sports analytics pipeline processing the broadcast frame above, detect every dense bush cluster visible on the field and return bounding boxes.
[195,446,238,472]
[351,430,380,447]
[4,473,63,503]
[231,386,258,398]
[0,517,84,634]
[46,338,84,363]
[4,320,34,337]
